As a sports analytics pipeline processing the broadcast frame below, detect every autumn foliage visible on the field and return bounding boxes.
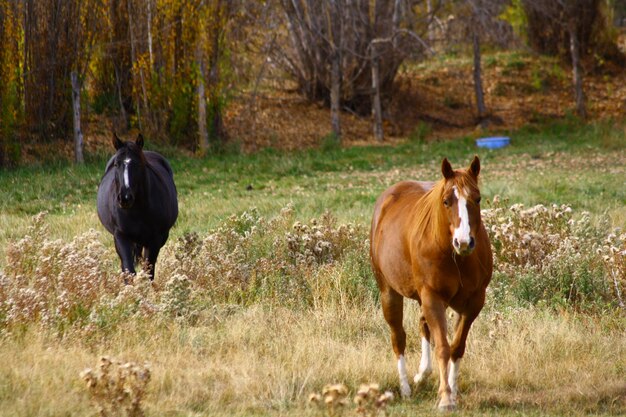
[0,1,624,165]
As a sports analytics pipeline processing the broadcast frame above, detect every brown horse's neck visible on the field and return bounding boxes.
[409,179,450,253]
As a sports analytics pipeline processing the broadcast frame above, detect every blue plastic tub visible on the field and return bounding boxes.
[475,136,510,149]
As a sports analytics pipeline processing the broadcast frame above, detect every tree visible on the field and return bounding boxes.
[446,0,511,122]
[521,0,590,117]
[522,0,624,118]
[19,0,103,161]
[0,0,22,166]
[276,0,431,141]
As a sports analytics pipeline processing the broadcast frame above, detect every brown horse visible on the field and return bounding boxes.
[370,156,492,411]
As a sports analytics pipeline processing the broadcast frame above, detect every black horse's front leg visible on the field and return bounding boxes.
[142,245,161,280]
[114,232,136,275]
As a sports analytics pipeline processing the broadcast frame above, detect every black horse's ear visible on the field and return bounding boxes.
[136,134,144,150]
[469,155,480,177]
[112,133,124,150]
[441,158,455,179]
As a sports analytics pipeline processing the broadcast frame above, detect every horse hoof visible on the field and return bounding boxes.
[437,400,457,412]
[400,383,411,398]
[414,370,432,385]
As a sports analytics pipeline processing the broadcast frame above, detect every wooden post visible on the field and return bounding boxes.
[71,71,84,164]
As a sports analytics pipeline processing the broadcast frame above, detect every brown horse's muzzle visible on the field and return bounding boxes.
[453,236,475,256]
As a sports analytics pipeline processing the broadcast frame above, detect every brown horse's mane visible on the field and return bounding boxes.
[411,169,479,248]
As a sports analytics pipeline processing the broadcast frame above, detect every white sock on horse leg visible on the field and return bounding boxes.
[398,354,411,397]
[448,358,460,400]
[414,337,432,384]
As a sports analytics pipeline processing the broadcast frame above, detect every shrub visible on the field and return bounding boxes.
[159,206,370,308]
[1,212,123,330]
[4,201,621,334]
[80,356,151,417]
[0,206,373,331]
[483,197,625,310]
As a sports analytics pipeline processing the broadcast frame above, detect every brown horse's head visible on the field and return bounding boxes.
[440,156,482,256]
[111,133,147,209]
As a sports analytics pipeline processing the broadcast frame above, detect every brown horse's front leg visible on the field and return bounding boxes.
[421,290,455,411]
[448,293,485,402]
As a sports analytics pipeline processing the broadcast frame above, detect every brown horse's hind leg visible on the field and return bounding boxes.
[381,288,411,398]
[448,293,485,403]
[421,290,455,411]
[414,315,433,385]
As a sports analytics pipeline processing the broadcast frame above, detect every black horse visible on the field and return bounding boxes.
[97,133,178,280]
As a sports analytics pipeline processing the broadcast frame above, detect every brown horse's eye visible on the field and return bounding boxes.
[476,197,481,205]
[443,198,451,207]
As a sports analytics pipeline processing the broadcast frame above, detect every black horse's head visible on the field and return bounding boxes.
[111,133,146,209]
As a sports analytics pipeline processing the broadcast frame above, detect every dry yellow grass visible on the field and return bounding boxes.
[1,121,624,416]
[1,302,624,416]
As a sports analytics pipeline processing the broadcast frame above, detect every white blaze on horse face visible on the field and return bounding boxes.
[123,158,131,188]
[448,359,460,401]
[398,354,411,398]
[453,186,471,246]
[414,337,432,384]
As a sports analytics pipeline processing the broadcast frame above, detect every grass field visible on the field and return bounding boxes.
[0,118,625,416]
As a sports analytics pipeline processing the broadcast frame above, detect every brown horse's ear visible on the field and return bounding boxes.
[469,155,480,177]
[112,132,124,150]
[441,158,455,179]
[135,134,144,150]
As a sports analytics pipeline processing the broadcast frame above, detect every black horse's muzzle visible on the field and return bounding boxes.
[118,192,135,208]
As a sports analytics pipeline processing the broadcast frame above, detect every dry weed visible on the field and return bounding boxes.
[80,356,151,417]
[353,383,394,417]
[309,383,394,417]
[483,197,625,309]
[309,383,349,417]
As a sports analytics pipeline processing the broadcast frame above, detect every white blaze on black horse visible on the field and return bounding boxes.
[97,133,178,280]
[370,156,492,411]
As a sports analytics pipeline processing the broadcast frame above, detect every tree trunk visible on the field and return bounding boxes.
[392,0,402,50]
[71,71,84,164]
[174,4,183,75]
[569,24,587,118]
[427,0,435,46]
[147,0,153,66]
[371,42,384,142]
[207,0,226,145]
[329,0,342,139]
[472,31,486,119]
[23,0,32,121]
[114,65,128,129]
[127,0,141,130]
[197,45,209,153]
[197,75,208,153]
[330,50,341,139]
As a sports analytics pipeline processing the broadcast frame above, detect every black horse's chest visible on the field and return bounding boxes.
[115,207,164,240]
